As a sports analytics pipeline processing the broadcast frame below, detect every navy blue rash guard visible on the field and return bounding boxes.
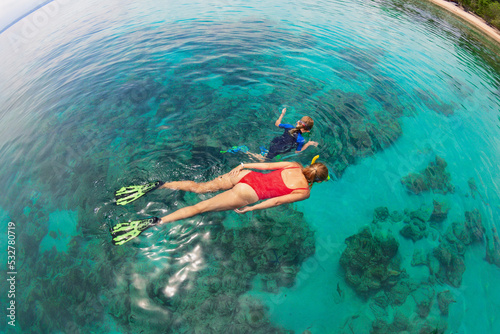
[266,123,305,159]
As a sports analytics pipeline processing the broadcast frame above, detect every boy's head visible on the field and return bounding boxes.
[298,116,314,131]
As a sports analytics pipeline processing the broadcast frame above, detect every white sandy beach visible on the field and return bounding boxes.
[426,0,500,44]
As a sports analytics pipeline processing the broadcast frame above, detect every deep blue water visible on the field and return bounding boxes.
[1,0,500,333]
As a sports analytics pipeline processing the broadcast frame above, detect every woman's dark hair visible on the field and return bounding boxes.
[302,162,329,186]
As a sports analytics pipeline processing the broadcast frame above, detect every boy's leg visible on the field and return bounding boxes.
[246,151,266,162]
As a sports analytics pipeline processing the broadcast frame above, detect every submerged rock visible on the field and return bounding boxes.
[431,242,466,288]
[450,221,471,247]
[372,207,390,224]
[389,210,404,223]
[400,172,429,194]
[411,249,429,267]
[414,87,455,116]
[399,208,431,242]
[372,111,403,148]
[412,285,435,318]
[371,311,410,334]
[163,206,315,333]
[340,227,400,297]
[429,199,450,224]
[313,86,406,177]
[401,156,455,195]
[400,217,428,241]
[465,209,485,243]
[486,227,500,268]
[426,209,485,288]
[385,275,418,306]
[349,122,374,155]
[437,290,456,315]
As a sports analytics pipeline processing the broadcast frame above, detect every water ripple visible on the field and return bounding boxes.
[1,0,500,333]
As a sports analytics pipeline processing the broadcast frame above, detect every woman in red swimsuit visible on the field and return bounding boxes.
[158,160,328,219]
[111,161,328,245]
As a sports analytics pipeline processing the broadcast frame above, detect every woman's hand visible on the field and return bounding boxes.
[309,141,319,147]
[229,164,244,177]
[281,107,286,114]
[234,206,252,214]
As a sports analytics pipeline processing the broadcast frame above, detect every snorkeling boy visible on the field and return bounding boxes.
[248,107,318,161]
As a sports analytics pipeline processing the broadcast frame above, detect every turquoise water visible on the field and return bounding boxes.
[1,0,500,332]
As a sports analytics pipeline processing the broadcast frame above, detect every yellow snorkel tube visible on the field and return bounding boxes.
[310,155,330,187]
[311,155,320,165]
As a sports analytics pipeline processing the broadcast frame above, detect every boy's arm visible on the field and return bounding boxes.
[274,108,287,127]
[295,141,318,153]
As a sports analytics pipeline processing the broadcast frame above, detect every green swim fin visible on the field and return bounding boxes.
[110,216,161,245]
[115,181,162,205]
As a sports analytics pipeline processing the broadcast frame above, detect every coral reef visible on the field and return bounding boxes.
[15,166,315,334]
[18,241,110,332]
[398,207,432,242]
[401,172,429,194]
[414,88,455,116]
[141,206,316,333]
[372,206,390,224]
[465,209,485,243]
[371,310,447,334]
[339,205,490,333]
[400,213,428,241]
[429,199,450,224]
[313,86,404,177]
[485,227,500,267]
[411,248,429,267]
[340,227,400,297]
[339,46,385,72]
[401,156,455,195]
[384,275,418,306]
[426,210,484,287]
[412,284,435,318]
[437,290,455,315]
[371,311,411,333]
[367,76,411,118]
[430,234,466,287]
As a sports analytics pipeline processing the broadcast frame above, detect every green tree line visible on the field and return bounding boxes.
[456,0,500,29]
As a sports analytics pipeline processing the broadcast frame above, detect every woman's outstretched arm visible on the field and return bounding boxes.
[229,161,299,176]
[244,161,299,169]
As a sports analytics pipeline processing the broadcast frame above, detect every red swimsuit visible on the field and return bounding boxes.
[238,167,309,200]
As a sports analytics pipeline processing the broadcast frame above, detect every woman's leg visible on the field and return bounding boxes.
[158,184,258,224]
[159,170,251,193]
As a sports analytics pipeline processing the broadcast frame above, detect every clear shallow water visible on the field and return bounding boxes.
[1,0,500,332]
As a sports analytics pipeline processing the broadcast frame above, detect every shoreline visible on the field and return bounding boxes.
[424,0,500,45]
